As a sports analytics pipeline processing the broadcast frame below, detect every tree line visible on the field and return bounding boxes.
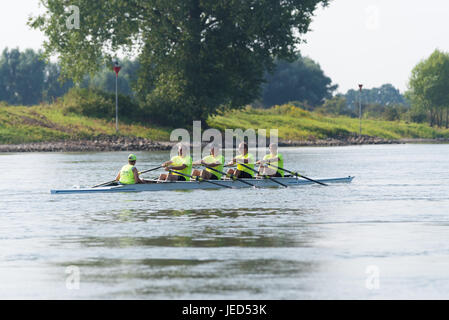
[0,47,339,116]
[1,46,408,115]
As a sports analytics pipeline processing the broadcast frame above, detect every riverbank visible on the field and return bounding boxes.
[0,135,407,153]
[4,136,449,153]
[2,103,449,152]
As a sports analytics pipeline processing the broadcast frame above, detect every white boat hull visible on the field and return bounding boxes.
[51,176,354,194]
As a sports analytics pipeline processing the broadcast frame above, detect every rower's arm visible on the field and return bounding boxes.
[133,167,143,184]
[170,164,187,170]
[203,161,220,167]
[115,172,120,181]
[266,157,280,163]
[236,158,251,164]
[162,160,173,167]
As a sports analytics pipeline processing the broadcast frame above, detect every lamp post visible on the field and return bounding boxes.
[113,61,121,134]
[358,84,363,136]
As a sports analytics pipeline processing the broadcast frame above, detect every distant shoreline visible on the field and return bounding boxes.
[2,136,448,153]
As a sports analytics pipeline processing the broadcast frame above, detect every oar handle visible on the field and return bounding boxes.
[168,169,232,189]
[204,165,256,188]
[239,163,288,188]
[92,165,163,188]
[138,165,162,175]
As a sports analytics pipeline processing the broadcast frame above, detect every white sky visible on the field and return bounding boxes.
[300,0,449,93]
[1,0,449,93]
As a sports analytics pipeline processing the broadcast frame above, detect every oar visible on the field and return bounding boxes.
[238,163,288,188]
[265,164,328,186]
[92,165,162,188]
[168,170,233,189]
[203,165,257,188]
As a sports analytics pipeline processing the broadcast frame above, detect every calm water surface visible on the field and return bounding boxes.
[1,144,449,299]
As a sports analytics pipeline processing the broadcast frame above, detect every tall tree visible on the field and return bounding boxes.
[408,49,449,127]
[261,56,337,107]
[0,48,45,105]
[43,63,74,103]
[29,0,328,126]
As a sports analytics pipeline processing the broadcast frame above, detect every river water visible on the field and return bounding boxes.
[1,144,449,299]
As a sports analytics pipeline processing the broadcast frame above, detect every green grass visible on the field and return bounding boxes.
[1,103,449,145]
[0,104,171,144]
[208,105,449,140]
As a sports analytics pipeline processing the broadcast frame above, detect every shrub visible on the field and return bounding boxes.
[60,87,141,121]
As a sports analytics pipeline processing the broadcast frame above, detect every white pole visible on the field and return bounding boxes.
[359,85,362,136]
[115,73,119,133]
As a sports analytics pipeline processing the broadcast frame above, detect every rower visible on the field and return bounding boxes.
[226,142,255,179]
[115,154,148,184]
[159,144,193,181]
[192,144,225,180]
[257,143,284,177]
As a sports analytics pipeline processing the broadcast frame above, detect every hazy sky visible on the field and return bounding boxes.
[1,0,449,93]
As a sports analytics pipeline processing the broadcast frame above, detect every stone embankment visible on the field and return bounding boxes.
[0,136,175,152]
[0,134,406,152]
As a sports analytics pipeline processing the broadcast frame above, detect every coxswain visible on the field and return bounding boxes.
[115,154,148,184]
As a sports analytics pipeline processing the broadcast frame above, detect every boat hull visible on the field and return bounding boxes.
[51,176,354,194]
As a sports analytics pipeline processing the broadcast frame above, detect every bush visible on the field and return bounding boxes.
[382,106,400,121]
[409,108,427,123]
[60,87,141,121]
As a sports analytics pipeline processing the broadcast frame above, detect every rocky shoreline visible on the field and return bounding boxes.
[0,135,411,153]
[0,137,175,153]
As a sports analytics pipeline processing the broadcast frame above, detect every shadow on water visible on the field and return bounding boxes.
[85,207,319,222]
[48,206,324,298]
[53,257,321,298]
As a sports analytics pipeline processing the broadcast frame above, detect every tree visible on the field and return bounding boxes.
[43,63,74,103]
[81,59,139,97]
[29,0,329,126]
[316,95,355,117]
[408,49,449,127]
[260,56,337,108]
[0,48,45,105]
[345,83,407,112]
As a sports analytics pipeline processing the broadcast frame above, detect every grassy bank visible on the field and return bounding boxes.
[1,103,449,145]
[209,105,449,140]
[0,104,170,144]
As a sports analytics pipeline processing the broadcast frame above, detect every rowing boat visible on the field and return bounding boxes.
[50,176,354,194]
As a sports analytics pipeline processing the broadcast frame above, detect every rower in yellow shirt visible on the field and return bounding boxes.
[226,142,255,179]
[257,143,284,177]
[192,144,225,180]
[115,154,149,184]
[159,144,193,181]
